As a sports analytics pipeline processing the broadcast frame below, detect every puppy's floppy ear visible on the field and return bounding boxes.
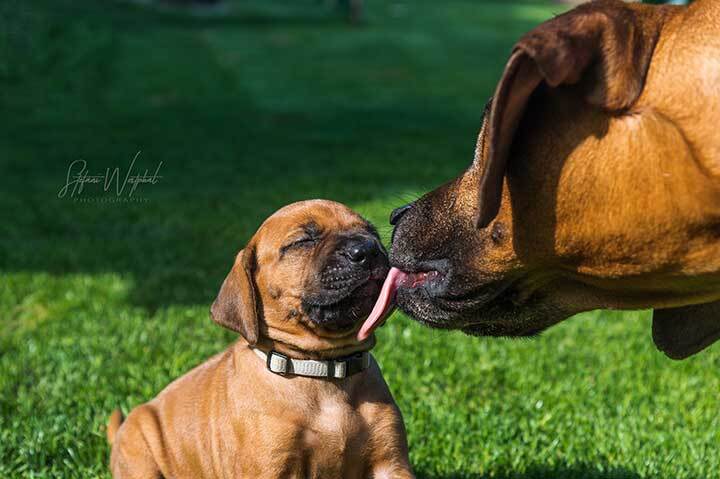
[211,246,259,345]
[475,0,672,227]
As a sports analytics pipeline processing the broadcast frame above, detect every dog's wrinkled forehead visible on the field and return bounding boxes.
[253,200,375,259]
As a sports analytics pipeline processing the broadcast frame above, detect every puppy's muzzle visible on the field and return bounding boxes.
[304,234,389,331]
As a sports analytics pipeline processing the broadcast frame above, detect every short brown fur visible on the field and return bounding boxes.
[109,200,413,478]
[390,0,720,359]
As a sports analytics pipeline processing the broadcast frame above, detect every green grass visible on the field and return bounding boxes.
[1,0,718,477]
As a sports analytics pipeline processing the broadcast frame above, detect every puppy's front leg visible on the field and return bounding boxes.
[111,441,164,479]
[371,463,415,479]
[366,408,415,479]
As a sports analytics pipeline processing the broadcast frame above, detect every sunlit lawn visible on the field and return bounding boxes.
[1,0,718,477]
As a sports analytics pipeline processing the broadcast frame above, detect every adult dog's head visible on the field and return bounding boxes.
[212,200,388,357]
[388,0,720,357]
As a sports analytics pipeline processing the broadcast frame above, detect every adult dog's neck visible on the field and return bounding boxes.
[510,89,720,285]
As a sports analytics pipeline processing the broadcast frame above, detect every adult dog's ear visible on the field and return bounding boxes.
[476,0,671,227]
[211,247,259,345]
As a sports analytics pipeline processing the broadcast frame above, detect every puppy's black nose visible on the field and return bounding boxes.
[344,237,380,264]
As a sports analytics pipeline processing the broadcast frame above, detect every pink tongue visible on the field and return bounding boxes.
[357,267,407,341]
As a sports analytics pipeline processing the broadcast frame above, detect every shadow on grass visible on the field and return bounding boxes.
[59,0,561,31]
[1,0,549,313]
[2,104,474,312]
[31,0,356,31]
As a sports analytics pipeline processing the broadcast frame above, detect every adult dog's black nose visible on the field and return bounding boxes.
[390,203,412,225]
[343,237,380,264]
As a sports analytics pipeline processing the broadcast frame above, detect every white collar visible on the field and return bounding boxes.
[252,348,371,379]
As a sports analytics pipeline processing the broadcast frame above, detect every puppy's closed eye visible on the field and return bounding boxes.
[280,236,318,257]
[279,222,324,257]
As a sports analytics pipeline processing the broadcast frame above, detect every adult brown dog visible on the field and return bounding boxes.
[381,0,720,359]
[107,200,413,478]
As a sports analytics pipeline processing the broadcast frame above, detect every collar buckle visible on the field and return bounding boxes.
[266,350,290,375]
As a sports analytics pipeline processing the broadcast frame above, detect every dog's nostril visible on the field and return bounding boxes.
[348,246,367,263]
[389,203,413,226]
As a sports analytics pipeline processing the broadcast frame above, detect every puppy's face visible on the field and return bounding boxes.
[212,200,388,354]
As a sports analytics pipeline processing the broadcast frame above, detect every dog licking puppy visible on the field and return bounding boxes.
[108,200,413,479]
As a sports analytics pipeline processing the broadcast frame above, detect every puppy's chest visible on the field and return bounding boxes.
[260,398,370,478]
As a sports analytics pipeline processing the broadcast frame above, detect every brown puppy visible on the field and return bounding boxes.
[107,200,413,478]
[379,0,720,359]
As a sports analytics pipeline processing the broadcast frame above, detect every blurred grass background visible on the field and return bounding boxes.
[0,0,718,477]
